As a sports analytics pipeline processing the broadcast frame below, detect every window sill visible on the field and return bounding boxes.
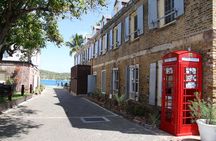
[113,46,121,50]
[159,20,176,29]
[130,37,140,44]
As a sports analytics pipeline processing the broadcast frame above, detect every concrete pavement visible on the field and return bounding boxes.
[0,87,200,141]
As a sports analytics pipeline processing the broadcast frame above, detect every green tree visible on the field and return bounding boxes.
[0,0,106,60]
[66,34,84,56]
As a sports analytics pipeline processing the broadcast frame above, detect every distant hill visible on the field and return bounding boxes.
[40,70,70,80]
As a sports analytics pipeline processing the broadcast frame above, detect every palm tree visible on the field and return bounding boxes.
[66,33,84,56]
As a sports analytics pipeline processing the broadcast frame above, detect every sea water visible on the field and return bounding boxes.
[40,79,69,87]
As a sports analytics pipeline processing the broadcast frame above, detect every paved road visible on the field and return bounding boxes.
[0,88,200,141]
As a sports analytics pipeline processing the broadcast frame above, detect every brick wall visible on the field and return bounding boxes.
[0,62,40,92]
[87,0,216,102]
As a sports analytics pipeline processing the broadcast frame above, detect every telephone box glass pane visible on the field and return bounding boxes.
[185,75,197,81]
[185,82,196,88]
[166,67,173,74]
[185,68,196,74]
[185,68,197,88]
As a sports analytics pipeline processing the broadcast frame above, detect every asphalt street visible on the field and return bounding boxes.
[0,87,200,141]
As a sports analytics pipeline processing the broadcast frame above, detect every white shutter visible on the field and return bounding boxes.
[99,38,102,55]
[125,16,129,42]
[85,49,87,61]
[101,70,106,94]
[109,29,113,50]
[78,55,80,64]
[157,60,163,107]
[174,0,184,17]
[95,41,98,57]
[117,23,122,46]
[104,34,107,54]
[149,63,157,105]
[74,55,77,65]
[137,5,144,35]
[129,66,135,100]
[90,45,93,59]
[148,0,158,29]
[87,49,88,60]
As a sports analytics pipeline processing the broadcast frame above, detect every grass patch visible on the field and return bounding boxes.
[0,92,32,104]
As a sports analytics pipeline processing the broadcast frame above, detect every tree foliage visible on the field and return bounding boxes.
[0,0,106,60]
[66,33,84,56]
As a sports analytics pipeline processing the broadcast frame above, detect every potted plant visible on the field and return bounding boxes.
[189,92,216,141]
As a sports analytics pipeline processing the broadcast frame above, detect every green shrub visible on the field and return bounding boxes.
[114,94,125,106]
[189,92,216,125]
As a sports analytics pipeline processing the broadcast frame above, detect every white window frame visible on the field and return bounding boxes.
[99,38,102,55]
[129,64,139,101]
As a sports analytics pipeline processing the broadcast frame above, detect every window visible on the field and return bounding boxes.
[101,70,106,94]
[106,32,109,51]
[129,5,144,41]
[112,68,119,95]
[125,16,130,42]
[130,12,138,40]
[102,34,107,54]
[113,26,118,48]
[94,42,97,57]
[90,44,93,59]
[117,22,122,46]
[134,15,138,38]
[148,0,184,29]
[95,40,98,57]
[93,43,95,58]
[165,0,175,24]
[129,65,139,101]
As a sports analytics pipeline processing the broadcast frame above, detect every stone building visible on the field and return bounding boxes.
[0,50,40,92]
[74,0,216,105]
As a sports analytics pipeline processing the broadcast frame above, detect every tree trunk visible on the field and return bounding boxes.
[0,45,7,62]
[0,15,19,61]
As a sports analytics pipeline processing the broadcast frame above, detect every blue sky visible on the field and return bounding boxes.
[39,0,114,73]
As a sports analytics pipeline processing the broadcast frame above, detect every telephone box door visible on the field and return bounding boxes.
[161,65,177,132]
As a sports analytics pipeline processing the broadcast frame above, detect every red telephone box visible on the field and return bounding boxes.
[160,50,202,136]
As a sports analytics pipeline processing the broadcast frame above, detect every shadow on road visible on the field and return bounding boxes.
[54,88,160,135]
[0,106,43,139]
